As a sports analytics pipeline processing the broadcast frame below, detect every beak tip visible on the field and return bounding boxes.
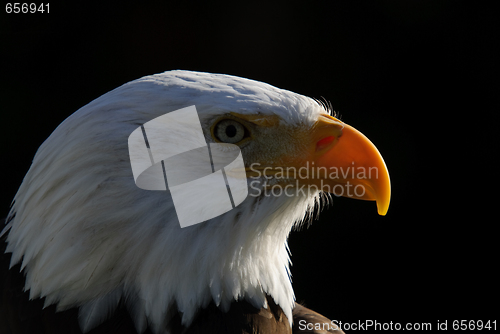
[376,197,390,216]
[377,209,388,216]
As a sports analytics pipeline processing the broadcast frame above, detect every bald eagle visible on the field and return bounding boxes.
[0,71,390,334]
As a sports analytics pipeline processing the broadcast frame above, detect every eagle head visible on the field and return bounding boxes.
[2,70,390,333]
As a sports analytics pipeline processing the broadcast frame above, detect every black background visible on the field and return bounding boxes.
[1,1,498,332]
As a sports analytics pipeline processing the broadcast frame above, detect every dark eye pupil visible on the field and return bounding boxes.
[225,125,237,137]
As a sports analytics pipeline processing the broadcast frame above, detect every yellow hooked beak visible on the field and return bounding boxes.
[235,112,391,215]
[308,114,391,215]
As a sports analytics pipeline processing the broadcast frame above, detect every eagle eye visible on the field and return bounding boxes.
[213,119,248,144]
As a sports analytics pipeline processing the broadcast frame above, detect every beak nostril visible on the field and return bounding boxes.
[316,136,335,151]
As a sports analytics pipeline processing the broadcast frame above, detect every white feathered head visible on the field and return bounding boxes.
[2,70,390,333]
